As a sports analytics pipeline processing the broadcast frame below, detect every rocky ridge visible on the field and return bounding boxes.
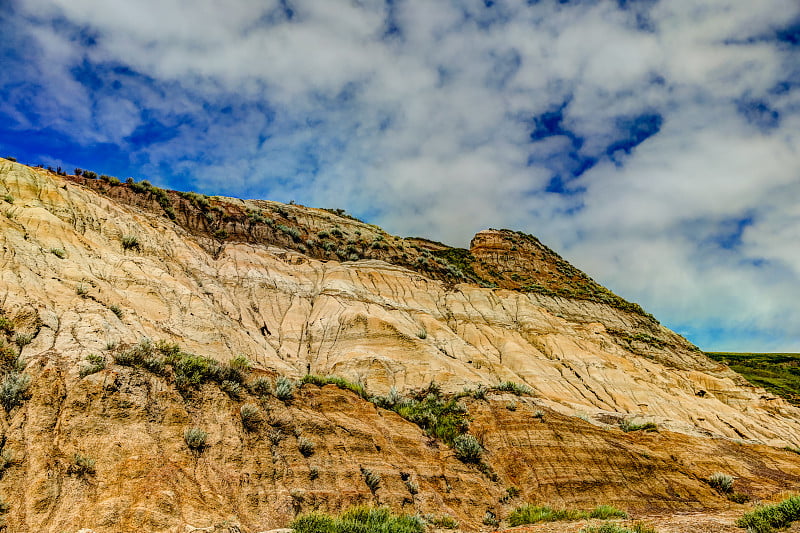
[0,158,799,532]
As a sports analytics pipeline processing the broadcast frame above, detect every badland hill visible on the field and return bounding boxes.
[1,158,799,532]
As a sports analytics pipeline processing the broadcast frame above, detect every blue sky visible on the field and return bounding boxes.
[2,0,800,351]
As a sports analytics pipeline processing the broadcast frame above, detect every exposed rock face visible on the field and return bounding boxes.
[1,158,799,532]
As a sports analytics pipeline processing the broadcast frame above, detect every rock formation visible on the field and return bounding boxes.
[0,158,799,532]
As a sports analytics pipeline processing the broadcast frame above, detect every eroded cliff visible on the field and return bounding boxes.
[1,158,799,532]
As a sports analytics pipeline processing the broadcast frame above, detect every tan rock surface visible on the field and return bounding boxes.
[1,158,800,532]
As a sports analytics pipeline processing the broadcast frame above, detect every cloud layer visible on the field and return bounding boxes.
[2,0,800,350]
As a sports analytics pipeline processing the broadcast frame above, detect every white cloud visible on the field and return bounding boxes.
[5,0,800,350]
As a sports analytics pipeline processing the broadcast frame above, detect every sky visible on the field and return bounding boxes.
[1,0,799,352]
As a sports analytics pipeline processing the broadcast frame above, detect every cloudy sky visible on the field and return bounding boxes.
[2,0,799,351]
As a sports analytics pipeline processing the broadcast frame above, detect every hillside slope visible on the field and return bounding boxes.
[1,158,799,532]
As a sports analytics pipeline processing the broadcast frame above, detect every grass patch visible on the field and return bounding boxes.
[737,494,800,533]
[79,354,106,377]
[112,339,248,394]
[120,234,141,251]
[620,420,658,433]
[580,523,658,533]
[291,505,424,533]
[509,504,627,526]
[706,352,800,405]
[494,380,533,395]
[300,374,369,400]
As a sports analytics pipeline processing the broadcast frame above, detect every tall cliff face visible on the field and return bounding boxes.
[1,158,799,532]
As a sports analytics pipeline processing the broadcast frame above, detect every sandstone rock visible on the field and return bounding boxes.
[2,159,800,532]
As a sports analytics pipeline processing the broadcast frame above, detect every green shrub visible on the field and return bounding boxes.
[453,434,482,463]
[483,510,499,527]
[291,506,425,533]
[708,472,734,493]
[0,316,13,335]
[50,247,66,259]
[300,374,369,400]
[737,495,800,533]
[240,403,261,431]
[509,504,628,526]
[174,353,222,389]
[69,453,96,476]
[79,354,106,377]
[430,514,458,528]
[121,235,140,251]
[0,497,8,513]
[109,304,123,319]
[220,379,242,399]
[620,420,658,433]
[728,492,750,504]
[391,391,468,446]
[298,437,315,457]
[589,505,628,519]
[0,372,30,411]
[3,194,13,204]
[250,376,272,397]
[494,381,533,395]
[415,327,427,339]
[76,284,89,298]
[184,427,208,451]
[113,338,154,367]
[275,376,295,401]
[13,333,32,349]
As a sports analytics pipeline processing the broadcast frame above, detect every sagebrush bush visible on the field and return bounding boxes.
[121,235,140,251]
[620,420,658,433]
[250,376,272,397]
[0,372,30,411]
[184,427,208,451]
[495,381,533,395]
[240,403,261,431]
[275,376,295,401]
[708,472,734,493]
[453,434,483,463]
[298,437,316,457]
[69,453,96,477]
[430,514,458,529]
[79,354,106,378]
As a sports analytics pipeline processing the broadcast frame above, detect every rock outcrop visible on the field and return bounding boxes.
[0,158,799,532]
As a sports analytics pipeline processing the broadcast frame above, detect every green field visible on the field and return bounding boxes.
[706,352,800,405]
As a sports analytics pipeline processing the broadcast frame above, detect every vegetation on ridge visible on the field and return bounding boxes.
[706,352,800,405]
